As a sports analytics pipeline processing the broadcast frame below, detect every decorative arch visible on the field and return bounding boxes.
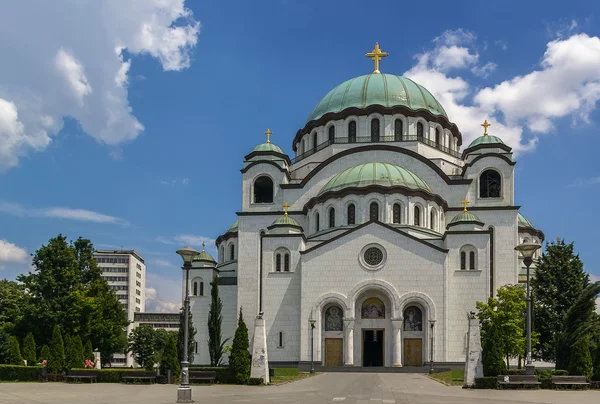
[253,175,274,203]
[413,203,423,227]
[328,124,335,143]
[392,202,402,224]
[347,119,357,143]
[312,131,318,151]
[370,115,382,142]
[398,291,436,321]
[274,247,291,272]
[460,244,478,270]
[347,279,401,319]
[369,201,379,221]
[314,292,350,318]
[346,201,356,225]
[430,207,438,232]
[479,168,502,198]
[324,305,344,331]
[229,243,235,261]
[191,277,204,297]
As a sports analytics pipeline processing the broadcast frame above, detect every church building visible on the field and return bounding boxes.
[186,43,544,368]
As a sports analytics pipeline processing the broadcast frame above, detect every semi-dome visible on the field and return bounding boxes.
[307,74,447,123]
[319,162,432,196]
[252,142,285,154]
[226,219,239,233]
[518,213,535,229]
[271,215,301,227]
[449,211,483,225]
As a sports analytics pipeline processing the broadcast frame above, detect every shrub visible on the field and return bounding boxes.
[69,368,152,383]
[73,336,84,369]
[482,325,505,376]
[553,369,569,376]
[64,334,76,370]
[568,336,593,378]
[22,333,36,366]
[159,333,180,378]
[248,377,263,385]
[475,376,497,389]
[144,357,155,371]
[39,345,51,362]
[84,340,95,362]
[229,308,250,385]
[540,377,552,389]
[5,336,23,365]
[0,364,40,381]
[48,325,65,373]
[593,346,600,381]
[189,366,235,384]
[506,369,526,375]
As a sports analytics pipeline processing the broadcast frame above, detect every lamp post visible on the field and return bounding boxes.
[515,242,541,376]
[309,314,316,374]
[176,246,200,403]
[429,320,436,374]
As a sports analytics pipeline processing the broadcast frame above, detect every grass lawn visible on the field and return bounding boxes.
[428,369,464,386]
[269,368,316,385]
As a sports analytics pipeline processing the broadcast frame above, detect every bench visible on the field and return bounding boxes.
[189,371,217,384]
[65,370,99,383]
[121,371,156,383]
[551,375,589,388]
[497,375,541,388]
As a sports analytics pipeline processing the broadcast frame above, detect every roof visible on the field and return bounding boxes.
[318,162,432,196]
[226,219,239,233]
[271,215,301,227]
[306,74,447,123]
[466,135,505,149]
[252,142,284,154]
[447,211,484,228]
[192,250,216,263]
[518,213,535,229]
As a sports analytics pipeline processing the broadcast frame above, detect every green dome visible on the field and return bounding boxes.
[307,74,447,123]
[252,142,284,154]
[466,135,505,149]
[518,213,535,229]
[226,219,239,233]
[271,215,300,227]
[192,250,216,263]
[449,211,483,225]
[319,162,431,196]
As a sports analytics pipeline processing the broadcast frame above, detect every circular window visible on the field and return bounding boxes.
[364,247,383,266]
[359,244,387,271]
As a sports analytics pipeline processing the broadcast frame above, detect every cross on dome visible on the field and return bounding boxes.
[461,198,470,213]
[481,120,491,136]
[264,128,273,144]
[365,42,388,74]
[201,241,205,252]
[283,202,290,216]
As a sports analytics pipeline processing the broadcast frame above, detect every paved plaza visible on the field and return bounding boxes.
[0,373,598,404]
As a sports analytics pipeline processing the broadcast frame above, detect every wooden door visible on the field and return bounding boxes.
[325,338,343,367]
[404,338,422,366]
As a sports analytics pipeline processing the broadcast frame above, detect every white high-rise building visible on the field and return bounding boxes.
[94,249,146,367]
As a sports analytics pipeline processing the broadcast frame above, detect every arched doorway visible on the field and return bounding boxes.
[402,304,425,366]
[322,305,344,366]
[354,292,392,367]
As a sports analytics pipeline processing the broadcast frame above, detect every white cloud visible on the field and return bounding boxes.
[145,273,181,313]
[156,234,215,248]
[0,240,28,266]
[0,201,128,225]
[568,176,600,187]
[471,62,497,79]
[159,178,189,186]
[433,45,479,70]
[0,0,200,170]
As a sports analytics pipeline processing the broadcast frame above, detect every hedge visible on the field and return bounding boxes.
[0,365,40,381]
[248,377,263,385]
[70,368,155,383]
[189,367,235,384]
[475,376,498,389]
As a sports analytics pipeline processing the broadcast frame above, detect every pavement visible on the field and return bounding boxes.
[0,373,598,404]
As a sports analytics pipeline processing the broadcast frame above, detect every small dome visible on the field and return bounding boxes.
[518,213,535,229]
[252,142,284,154]
[319,162,432,196]
[192,250,216,263]
[466,135,505,149]
[449,211,483,225]
[271,215,300,227]
[307,74,447,123]
[226,219,239,233]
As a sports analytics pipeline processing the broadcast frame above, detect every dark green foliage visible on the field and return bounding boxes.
[531,239,590,362]
[178,306,196,364]
[73,335,84,368]
[66,368,149,383]
[189,367,236,384]
[474,376,498,389]
[84,340,94,361]
[553,370,569,376]
[248,377,263,385]
[555,282,600,370]
[568,336,593,378]
[482,325,506,376]
[48,325,65,373]
[144,357,155,371]
[64,334,75,370]
[128,325,156,368]
[0,329,9,364]
[229,307,250,384]
[540,378,552,389]
[160,333,180,378]
[272,367,299,376]
[0,280,30,337]
[593,346,600,381]
[22,333,36,366]
[5,336,23,365]
[39,345,50,362]
[208,276,230,366]
[0,364,40,381]
[506,369,526,375]
[154,329,176,364]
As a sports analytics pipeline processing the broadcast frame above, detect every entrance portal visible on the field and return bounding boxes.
[362,329,384,367]
[403,338,422,366]
[325,338,343,366]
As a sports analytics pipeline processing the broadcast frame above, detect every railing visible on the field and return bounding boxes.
[291,135,460,164]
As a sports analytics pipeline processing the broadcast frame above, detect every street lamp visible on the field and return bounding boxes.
[515,242,541,376]
[176,246,199,403]
[429,320,436,374]
[309,313,316,374]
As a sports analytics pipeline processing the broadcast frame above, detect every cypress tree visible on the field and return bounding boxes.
[84,339,95,362]
[40,345,51,361]
[73,335,85,369]
[482,325,506,376]
[208,275,230,366]
[160,334,180,378]
[6,336,23,365]
[568,336,593,378]
[228,307,250,384]
[48,325,65,373]
[64,334,74,369]
[22,333,36,366]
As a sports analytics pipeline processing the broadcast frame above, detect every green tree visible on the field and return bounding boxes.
[154,329,176,364]
[555,282,600,370]
[177,307,197,365]
[160,333,180,378]
[531,238,590,361]
[48,325,65,373]
[39,345,51,362]
[568,336,593,378]
[228,307,250,384]
[208,275,230,366]
[83,340,95,362]
[0,279,30,336]
[128,325,156,368]
[22,332,36,366]
[73,335,84,368]
[593,345,600,381]
[64,334,75,369]
[0,329,9,364]
[5,336,23,365]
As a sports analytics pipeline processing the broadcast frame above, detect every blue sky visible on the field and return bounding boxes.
[1,0,599,310]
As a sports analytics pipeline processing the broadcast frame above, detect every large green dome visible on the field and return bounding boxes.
[307,74,447,123]
[319,162,431,196]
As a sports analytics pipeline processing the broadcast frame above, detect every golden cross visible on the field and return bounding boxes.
[201,241,205,252]
[461,198,470,213]
[264,128,273,144]
[365,42,388,74]
[481,120,491,136]
[283,202,290,216]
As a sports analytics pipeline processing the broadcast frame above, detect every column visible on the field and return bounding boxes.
[343,318,355,366]
[392,318,403,367]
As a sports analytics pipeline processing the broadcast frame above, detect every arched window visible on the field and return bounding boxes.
[284,253,290,272]
[193,282,198,296]
[219,246,224,263]
[371,118,380,142]
[394,119,403,141]
[414,205,421,226]
[315,212,320,232]
[480,170,501,198]
[460,246,477,270]
[369,202,379,221]
[276,253,282,272]
[229,244,235,261]
[325,306,343,331]
[329,207,335,228]
[435,127,441,145]
[469,251,476,270]
[403,306,423,331]
[460,251,466,270]
[313,132,318,151]
[362,298,385,319]
[254,176,274,203]
[430,209,437,231]
[328,126,335,144]
[417,122,424,139]
[347,204,356,225]
[199,281,204,296]
[348,121,356,143]
[393,203,401,224]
